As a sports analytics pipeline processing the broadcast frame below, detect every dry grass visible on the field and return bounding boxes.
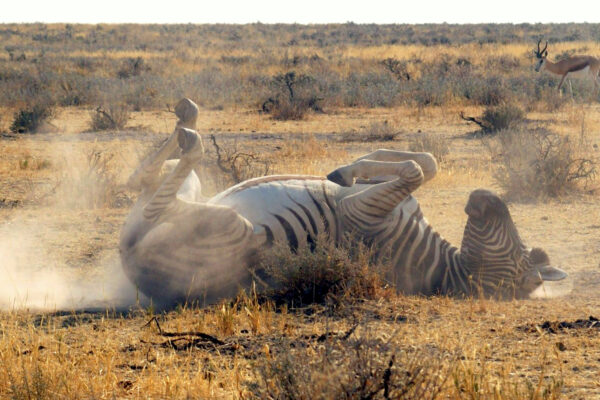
[89,104,131,131]
[259,236,389,308]
[488,126,598,201]
[1,25,600,399]
[409,132,450,164]
[1,104,598,398]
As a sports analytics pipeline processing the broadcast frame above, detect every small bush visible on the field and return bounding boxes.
[410,133,450,164]
[259,236,387,308]
[253,334,451,400]
[117,57,149,79]
[89,104,130,131]
[481,103,525,131]
[490,128,597,200]
[194,134,272,194]
[9,102,55,134]
[55,148,127,209]
[264,71,322,120]
[461,103,525,134]
[269,97,314,120]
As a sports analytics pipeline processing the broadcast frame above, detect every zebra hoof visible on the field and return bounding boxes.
[177,128,203,157]
[175,98,199,129]
[327,169,353,187]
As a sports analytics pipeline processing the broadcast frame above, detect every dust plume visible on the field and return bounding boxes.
[0,139,149,311]
[0,216,143,310]
[529,278,574,299]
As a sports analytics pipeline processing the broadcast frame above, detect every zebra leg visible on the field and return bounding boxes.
[143,128,205,221]
[127,98,199,192]
[327,150,435,187]
[352,149,438,182]
[335,160,425,218]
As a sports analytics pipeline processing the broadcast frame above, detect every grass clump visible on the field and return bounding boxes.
[89,104,130,131]
[263,71,322,121]
[410,133,450,164]
[259,236,388,308]
[9,102,55,134]
[55,148,127,209]
[253,333,451,400]
[461,103,525,134]
[490,128,597,200]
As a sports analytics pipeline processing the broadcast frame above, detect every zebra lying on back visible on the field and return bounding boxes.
[120,98,567,306]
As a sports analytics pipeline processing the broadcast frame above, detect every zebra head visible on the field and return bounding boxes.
[461,189,567,298]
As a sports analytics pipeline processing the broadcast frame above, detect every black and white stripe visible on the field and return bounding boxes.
[121,118,565,304]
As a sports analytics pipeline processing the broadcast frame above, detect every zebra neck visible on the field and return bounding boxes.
[429,237,469,296]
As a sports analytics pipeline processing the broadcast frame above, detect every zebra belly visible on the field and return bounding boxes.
[209,178,340,250]
[366,196,446,294]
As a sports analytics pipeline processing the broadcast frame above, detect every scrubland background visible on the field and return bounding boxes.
[0,23,599,399]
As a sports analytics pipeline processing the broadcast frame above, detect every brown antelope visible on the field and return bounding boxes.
[534,40,600,94]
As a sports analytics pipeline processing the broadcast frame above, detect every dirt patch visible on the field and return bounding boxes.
[519,316,600,334]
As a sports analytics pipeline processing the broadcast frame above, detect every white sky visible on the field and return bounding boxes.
[1,0,598,24]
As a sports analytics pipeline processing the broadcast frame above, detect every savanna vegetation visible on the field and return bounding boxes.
[0,23,599,399]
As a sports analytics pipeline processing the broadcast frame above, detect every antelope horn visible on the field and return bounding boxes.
[536,39,541,54]
[541,41,548,54]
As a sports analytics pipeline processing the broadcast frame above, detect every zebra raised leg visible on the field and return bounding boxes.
[328,149,437,186]
[354,149,438,182]
[127,98,199,192]
[328,159,425,236]
[121,127,257,305]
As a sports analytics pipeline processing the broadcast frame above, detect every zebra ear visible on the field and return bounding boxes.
[536,265,567,281]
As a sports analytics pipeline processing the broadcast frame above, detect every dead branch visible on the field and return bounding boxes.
[95,106,117,127]
[209,134,232,175]
[460,111,490,131]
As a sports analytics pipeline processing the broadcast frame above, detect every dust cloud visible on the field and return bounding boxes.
[0,139,147,311]
[529,278,574,299]
[0,218,142,310]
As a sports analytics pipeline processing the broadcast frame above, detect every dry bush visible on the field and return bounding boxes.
[264,71,322,121]
[253,333,452,400]
[461,103,525,134]
[453,354,564,399]
[409,133,450,164]
[55,148,128,209]
[117,57,150,79]
[381,57,411,81]
[9,100,55,134]
[340,120,399,142]
[198,134,272,193]
[89,104,130,131]
[259,236,388,308]
[489,128,597,200]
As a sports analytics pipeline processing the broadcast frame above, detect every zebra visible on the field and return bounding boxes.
[120,98,567,306]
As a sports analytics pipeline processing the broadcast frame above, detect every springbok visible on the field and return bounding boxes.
[534,39,600,95]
